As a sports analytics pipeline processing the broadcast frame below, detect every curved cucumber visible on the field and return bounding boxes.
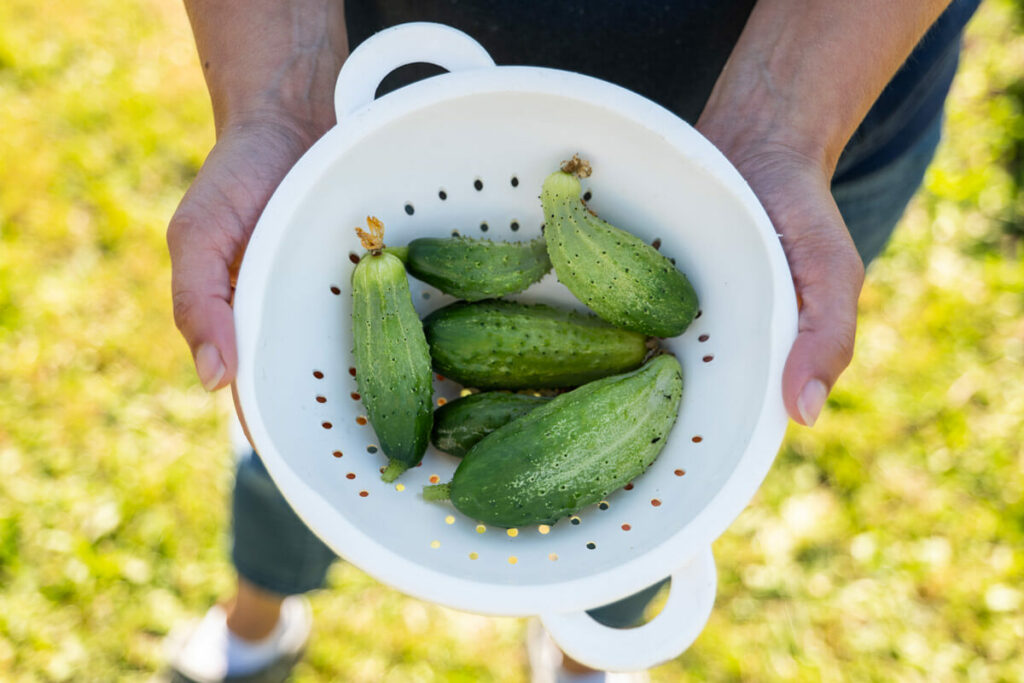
[351,219,433,482]
[423,354,684,527]
[431,392,551,457]
[541,165,699,337]
[388,235,551,301]
[422,300,649,389]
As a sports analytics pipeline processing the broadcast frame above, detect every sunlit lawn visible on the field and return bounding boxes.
[0,1,1022,680]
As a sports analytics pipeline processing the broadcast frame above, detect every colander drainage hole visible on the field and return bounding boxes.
[624,482,634,491]
[332,450,343,458]
[346,473,355,480]
[621,524,631,531]
[350,392,361,400]
[583,190,592,202]
[451,229,460,237]
[480,222,489,233]
[510,220,520,232]
[692,435,703,443]
[698,334,709,342]
[598,501,610,510]
[652,238,662,250]
[316,395,327,404]
[439,189,447,200]
[404,203,414,216]
[359,490,369,497]
[355,416,367,425]
[586,542,596,550]
[348,367,356,377]
[473,178,484,191]
[349,252,360,265]
[695,309,703,319]
[651,499,662,507]
[436,397,447,407]
[330,285,341,295]
[367,445,378,454]
[322,422,332,430]
[510,176,519,187]
[313,370,324,379]
[422,291,430,300]
[675,469,686,477]
[570,516,581,525]
[702,354,714,363]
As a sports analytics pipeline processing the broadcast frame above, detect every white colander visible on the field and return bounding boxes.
[234,22,797,672]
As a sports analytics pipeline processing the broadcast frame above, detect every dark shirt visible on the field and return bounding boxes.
[345,0,982,182]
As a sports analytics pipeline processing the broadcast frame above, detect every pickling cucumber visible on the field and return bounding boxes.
[423,354,684,527]
[422,299,649,389]
[351,217,433,482]
[387,235,551,301]
[541,156,699,337]
[431,392,551,457]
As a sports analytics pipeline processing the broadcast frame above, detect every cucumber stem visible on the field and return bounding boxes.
[559,154,592,178]
[422,482,451,501]
[380,460,409,483]
[356,216,386,254]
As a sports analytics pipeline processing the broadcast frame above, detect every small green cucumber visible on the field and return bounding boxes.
[387,235,551,301]
[423,354,684,527]
[541,157,699,337]
[422,299,649,389]
[351,218,433,482]
[431,392,551,457]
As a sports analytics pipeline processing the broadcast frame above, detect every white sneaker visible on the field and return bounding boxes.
[164,595,312,683]
[526,619,650,683]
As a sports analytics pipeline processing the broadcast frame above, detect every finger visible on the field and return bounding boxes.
[168,213,239,391]
[781,233,864,426]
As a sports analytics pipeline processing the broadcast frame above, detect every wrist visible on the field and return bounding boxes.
[696,83,845,179]
[186,0,347,142]
[208,47,343,144]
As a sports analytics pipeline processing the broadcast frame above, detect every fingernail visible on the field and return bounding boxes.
[797,379,828,427]
[196,343,226,391]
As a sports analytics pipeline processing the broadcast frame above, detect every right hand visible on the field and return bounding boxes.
[167,114,330,391]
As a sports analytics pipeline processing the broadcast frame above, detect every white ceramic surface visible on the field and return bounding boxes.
[234,22,797,672]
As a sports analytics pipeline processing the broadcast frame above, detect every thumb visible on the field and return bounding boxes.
[781,229,864,426]
[168,212,240,391]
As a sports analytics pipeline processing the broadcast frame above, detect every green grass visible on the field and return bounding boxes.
[1,0,1022,680]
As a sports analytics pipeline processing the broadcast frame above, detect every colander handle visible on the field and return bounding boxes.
[334,22,496,118]
[539,546,717,673]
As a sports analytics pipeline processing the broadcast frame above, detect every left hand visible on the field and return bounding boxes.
[697,136,865,426]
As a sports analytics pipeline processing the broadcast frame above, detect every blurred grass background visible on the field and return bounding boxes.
[0,0,1022,680]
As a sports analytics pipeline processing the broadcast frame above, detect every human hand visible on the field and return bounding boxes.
[694,0,950,425]
[172,0,345,391]
[167,117,330,391]
[698,137,864,427]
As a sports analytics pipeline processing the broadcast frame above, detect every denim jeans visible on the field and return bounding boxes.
[231,107,944,628]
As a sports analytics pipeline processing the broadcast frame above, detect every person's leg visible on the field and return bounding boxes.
[166,448,337,681]
[229,448,337,608]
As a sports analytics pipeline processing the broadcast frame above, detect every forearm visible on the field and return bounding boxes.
[184,0,348,137]
[698,0,952,172]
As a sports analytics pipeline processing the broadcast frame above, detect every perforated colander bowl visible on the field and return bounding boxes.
[234,23,797,672]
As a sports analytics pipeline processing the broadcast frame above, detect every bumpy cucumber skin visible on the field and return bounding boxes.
[541,171,699,337]
[400,236,551,301]
[351,252,433,481]
[445,354,684,527]
[431,392,551,457]
[422,300,649,389]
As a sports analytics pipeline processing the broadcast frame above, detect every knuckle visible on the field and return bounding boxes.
[171,287,201,335]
